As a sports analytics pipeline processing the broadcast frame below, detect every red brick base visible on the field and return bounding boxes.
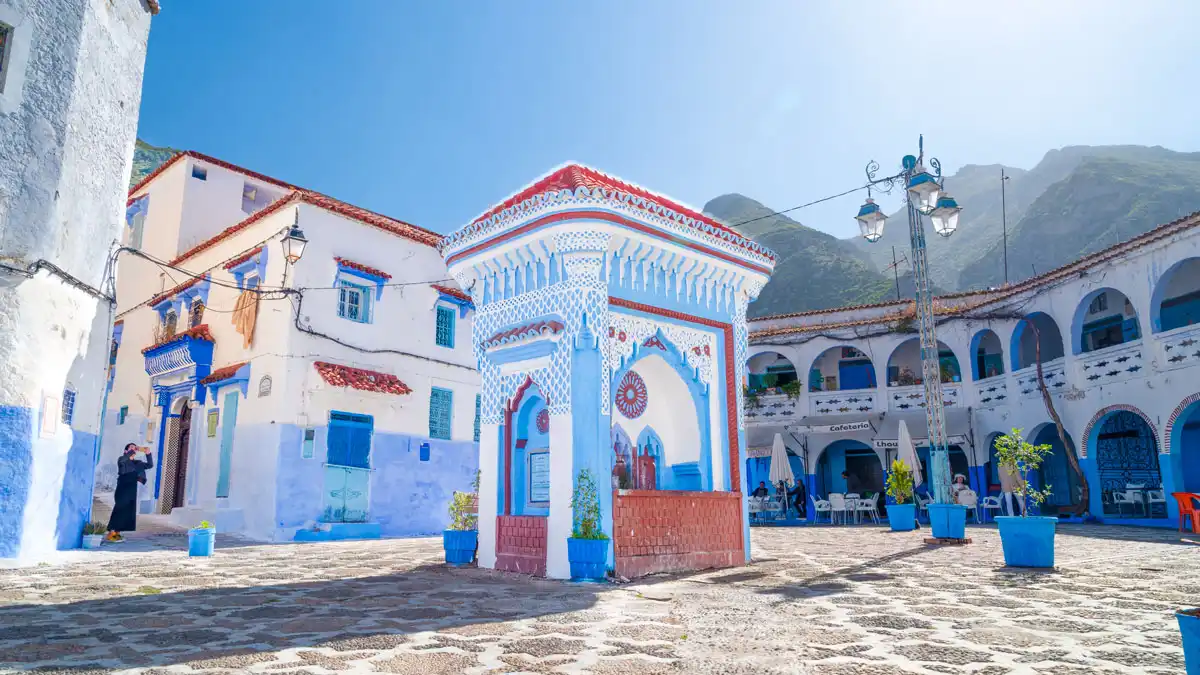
[612,489,744,579]
[495,515,547,575]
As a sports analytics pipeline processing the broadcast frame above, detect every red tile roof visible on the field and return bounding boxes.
[223,246,263,270]
[147,275,206,307]
[200,362,249,386]
[751,209,1200,329]
[171,190,443,267]
[482,320,565,349]
[314,361,412,395]
[142,324,215,354]
[335,257,392,281]
[146,0,160,14]
[452,163,774,261]
[431,284,471,303]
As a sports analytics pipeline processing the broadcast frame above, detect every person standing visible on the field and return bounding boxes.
[999,462,1026,516]
[106,443,153,542]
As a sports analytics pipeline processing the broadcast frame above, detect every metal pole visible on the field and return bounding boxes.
[1001,168,1009,286]
[905,185,952,505]
[891,246,901,301]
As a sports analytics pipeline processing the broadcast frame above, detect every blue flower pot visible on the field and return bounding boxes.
[927,503,967,539]
[888,503,917,532]
[567,537,608,581]
[187,527,215,557]
[443,529,477,566]
[996,516,1056,568]
[1176,610,1199,674]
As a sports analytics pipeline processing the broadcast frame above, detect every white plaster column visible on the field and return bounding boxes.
[546,411,574,579]
[476,422,500,569]
[185,400,204,506]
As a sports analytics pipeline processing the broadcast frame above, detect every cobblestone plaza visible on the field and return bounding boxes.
[0,525,1194,674]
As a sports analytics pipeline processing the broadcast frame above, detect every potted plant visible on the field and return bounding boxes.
[885,460,917,532]
[188,520,215,557]
[443,490,478,566]
[780,380,802,401]
[567,468,609,581]
[1177,608,1199,674]
[993,428,1057,567]
[82,521,106,549]
[743,386,761,409]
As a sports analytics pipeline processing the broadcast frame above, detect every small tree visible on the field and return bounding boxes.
[993,428,1054,517]
[885,459,915,504]
[447,492,478,531]
[780,379,802,400]
[570,468,609,540]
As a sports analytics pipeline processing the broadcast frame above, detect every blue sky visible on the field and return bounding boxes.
[138,1,1200,239]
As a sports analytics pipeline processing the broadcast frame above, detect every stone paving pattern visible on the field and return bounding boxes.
[0,524,1194,674]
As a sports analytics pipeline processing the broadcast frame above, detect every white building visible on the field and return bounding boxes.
[101,151,480,542]
[745,209,1200,528]
[0,0,154,560]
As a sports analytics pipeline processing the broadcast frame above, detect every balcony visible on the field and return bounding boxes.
[142,325,215,377]
[744,392,800,423]
[887,383,962,412]
[1157,323,1200,371]
[809,389,877,415]
[1076,340,1145,387]
[1013,359,1067,400]
[976,375,1010,409]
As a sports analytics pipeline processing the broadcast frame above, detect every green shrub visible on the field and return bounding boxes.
[570,469,609,540]
[993,428,1054,516]
[886,459,915,504]
[447,491,478,531]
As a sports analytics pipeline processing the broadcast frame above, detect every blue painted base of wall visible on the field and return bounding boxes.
[293,522,382,542]
[1095,517,1174,529]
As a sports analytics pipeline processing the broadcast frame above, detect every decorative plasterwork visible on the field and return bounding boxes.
[606,311,717,385]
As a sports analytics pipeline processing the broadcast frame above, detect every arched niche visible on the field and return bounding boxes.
[1010,312,1065,371]
[509,384,549,516]
[745,350,799,394]
[886,338,961,386]
[808,345,876,392]
[1152,257,1200,332]
[968,329,1005,380]
[1071,287,1140,354]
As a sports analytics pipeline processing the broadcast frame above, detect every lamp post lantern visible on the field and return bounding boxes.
[854,135,962,506]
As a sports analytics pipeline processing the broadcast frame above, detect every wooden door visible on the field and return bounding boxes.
[171,404,192,508]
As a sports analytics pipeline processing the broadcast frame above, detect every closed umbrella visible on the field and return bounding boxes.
[768,433,795,487]
[897,419,923,488]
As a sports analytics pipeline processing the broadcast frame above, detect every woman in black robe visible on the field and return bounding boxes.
[106,443,153,542]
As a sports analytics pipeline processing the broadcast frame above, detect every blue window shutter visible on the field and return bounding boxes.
[118,406,128,425]
[429,388,453,440]
[435,306,455,347]
[328,411,373,468]
[473,394,481,442]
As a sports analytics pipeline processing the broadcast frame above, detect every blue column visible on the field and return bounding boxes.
[152,392,170,499]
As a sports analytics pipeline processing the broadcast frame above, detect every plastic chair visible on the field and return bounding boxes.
[829,493,849,525]
[1147,489,1167,518]
[1113,490,1144,517]
[810,495,832,524]
[1171,493,1200,533]
[855,493,881,524]
[916,494,933,522]
[844,493,860,523]
[957,489,979,522]
[980,495,1003,523]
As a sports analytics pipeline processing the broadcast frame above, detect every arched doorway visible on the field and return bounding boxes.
[1071,288,1140,354]
[1030,424,1078,515]
[1092,410,1164,518]
[612,332,710,491]
[1011,312,1065,370]
[915,445,971,496]
[159,398,192,513]
[809,345,876,392]
[509,384,549,516]
[816,439,884,501]
[969,329,1004,380]
[1168,396,1200,495]
[746,350,800,395]
[887,338,961,386]
[1152,257,1200,332]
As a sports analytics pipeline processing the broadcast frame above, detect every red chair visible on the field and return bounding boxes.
[1171,493,1200,533]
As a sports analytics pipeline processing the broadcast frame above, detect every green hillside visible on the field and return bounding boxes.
[129,138,178,188]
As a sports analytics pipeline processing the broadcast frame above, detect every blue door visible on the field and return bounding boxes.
[215,391,238,498]
[323,412,373,523]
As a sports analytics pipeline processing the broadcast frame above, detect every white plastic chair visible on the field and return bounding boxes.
[1113,490,1144,517]
[957,489,979,523]
[844,493,860,523]
[916,494,933,521]
[980,495,1003,522]
[855,493,881,524]
[1147,489,1167,517]
[829,493,849,525]
[811,495,832,524]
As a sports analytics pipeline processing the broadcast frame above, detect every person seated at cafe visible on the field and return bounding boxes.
[752,481,770,498]
[789,480,807,518]
[951,473,970,501]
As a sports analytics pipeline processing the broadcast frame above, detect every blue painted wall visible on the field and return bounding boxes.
[54,430,97,550]
[0,407,34,558]
[275,422,479,538]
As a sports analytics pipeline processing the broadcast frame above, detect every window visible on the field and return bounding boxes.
[337,281,371,323]
[429,387,453,440]
[61,389,75,425]
[0,23,12,88]
[473,394,481,442]
[242,183,257,201]
[109,338,119,366]
[328,411,373,469]
[118,406,128,425]
[191,165,207,181]
[1089,294,1108,314]
[163,311,178,338]
[435,305,455,347]
[189,300,205,328]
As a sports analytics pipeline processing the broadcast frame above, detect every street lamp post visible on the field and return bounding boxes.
[855,136,962,506]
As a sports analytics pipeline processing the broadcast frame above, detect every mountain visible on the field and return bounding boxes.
[130,138,177,188]
[704,194,915,318]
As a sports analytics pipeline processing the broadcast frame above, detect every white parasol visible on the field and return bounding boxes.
[897,419,923,488]
[767,433,795,487]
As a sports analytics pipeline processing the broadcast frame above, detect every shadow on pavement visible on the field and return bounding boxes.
[0,564,605,672]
